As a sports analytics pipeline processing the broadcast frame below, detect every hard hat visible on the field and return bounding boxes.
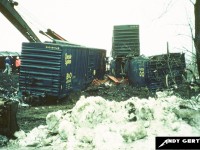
[16,56,19,59]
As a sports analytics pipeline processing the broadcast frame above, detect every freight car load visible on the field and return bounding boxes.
[19,42,106,104]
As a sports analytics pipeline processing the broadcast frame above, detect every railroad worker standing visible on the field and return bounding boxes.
[15,56,21,73]
[3,56,12,75]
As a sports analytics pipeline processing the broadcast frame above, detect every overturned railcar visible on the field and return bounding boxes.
[125,53,186,92]
[111,25,140,77]
[146,53,186,91]
[19,42,106,100]
[126,56,149,87]
[112,25,140,57]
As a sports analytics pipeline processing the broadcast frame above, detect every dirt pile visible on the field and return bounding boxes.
[82,83,150,101]
[0,73,19,100]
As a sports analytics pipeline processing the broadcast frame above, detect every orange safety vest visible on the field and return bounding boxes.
[15,59,21,67]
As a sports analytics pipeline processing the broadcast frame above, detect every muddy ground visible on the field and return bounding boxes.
[0,71,199,134]
[18,85,153,132]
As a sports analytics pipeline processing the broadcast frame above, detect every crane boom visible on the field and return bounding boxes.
[0,0,68,43]
[39,29,68,41]
[46,29,67,41]
[0,0,41,42]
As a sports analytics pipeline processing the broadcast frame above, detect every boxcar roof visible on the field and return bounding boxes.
[0,51,20,57]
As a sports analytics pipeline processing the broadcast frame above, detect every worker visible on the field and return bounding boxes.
[15,56,21,74]
[3,56,12,75]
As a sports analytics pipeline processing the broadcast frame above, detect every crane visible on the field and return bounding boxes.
[40,29,67,41]
[0,0,67,42]
[0,0,41,42]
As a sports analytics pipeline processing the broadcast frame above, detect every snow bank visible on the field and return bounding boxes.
[10,91,200,150]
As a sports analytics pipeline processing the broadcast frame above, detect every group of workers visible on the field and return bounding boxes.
[3,56,21,75]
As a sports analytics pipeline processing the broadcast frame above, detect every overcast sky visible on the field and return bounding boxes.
[0,0,194,57]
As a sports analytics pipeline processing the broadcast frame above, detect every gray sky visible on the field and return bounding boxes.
[0,0,194,57]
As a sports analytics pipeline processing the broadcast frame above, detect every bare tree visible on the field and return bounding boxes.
[158,0,199,79]
[194,0,200,78]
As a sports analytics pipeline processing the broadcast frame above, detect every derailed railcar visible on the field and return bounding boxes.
[146,53,186,91]
[125,56,149,87]
[19,42,106,102]
[125,53,186,92]
[112,25,140,58]
[111,25,140,77]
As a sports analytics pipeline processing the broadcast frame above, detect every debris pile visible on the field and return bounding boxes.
[83,82,150,101]
[0,73,19,100]
[7,91,200,150]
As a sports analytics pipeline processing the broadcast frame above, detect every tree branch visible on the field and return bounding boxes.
[189,0,195,5]
[156,0,174,19]
[182,46,196,56]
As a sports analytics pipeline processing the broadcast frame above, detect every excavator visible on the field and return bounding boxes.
[0,0,67,42]
[0,0,68,138]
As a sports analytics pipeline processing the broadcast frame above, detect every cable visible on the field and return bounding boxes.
[15,3,48,33]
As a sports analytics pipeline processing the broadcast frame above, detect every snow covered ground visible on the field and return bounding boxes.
[7,91,200,150]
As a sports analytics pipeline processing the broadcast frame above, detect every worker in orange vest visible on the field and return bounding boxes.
[15,56,21,74]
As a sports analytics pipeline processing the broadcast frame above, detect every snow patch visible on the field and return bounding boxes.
[10,91,200,149]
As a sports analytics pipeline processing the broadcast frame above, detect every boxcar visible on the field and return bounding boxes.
[146,53,186,91]
[112,25,140,58]
[124,53,186,92]
[126,56,149,87]
[111,25,140,77]
[19,42,106,101]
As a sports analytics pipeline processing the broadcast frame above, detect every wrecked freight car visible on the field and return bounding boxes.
[110,25,186,91]
[111,25,140,78]
[146,53,186,91]
[120,53,186,91]
[19,42,106,104]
